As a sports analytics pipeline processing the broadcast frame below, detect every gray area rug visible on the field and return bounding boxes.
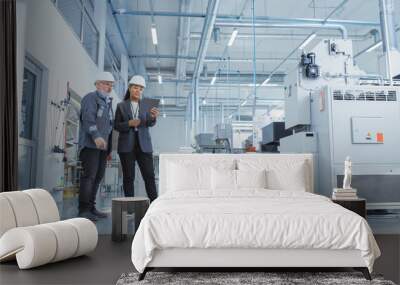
[116,271,396,285]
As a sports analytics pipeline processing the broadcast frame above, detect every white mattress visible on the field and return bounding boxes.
[131,190,380,273]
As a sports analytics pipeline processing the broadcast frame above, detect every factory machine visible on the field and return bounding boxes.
[215,122,254,153]
[261,122,291,152]
[280,39,400,210]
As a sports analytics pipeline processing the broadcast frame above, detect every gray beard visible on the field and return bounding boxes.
[99,90,110,96]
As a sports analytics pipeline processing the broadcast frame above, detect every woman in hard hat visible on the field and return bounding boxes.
[114,75,159,202]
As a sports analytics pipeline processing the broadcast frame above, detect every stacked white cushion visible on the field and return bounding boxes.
[236,169,267,189]
[0,189,98,269]
[166,158,235,192]
[212,168,237,190]
[266,162,308,191]
[211,169,268,191]
[237,157,311,192]
[167,163,211,191]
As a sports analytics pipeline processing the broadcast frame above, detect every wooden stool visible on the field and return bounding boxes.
[112,197,149,242]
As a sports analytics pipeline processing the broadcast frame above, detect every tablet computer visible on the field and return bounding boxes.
[141,98,160,111]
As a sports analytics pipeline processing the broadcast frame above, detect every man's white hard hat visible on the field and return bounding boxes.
[129,75,146,88]
[95,71,115,84]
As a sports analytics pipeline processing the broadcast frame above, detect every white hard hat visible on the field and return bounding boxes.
[129,75,146,88]
[95,71,115,83]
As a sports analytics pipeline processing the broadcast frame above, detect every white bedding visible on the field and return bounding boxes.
[131,190,380,273]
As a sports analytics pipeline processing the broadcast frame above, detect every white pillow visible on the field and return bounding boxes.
[236,169,267,189]
[211,168,237,191]
[266,162,308,191]
[166,162,211,191]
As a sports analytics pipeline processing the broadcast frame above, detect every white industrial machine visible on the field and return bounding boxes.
[280,39,400,210]
[215,122,254,152]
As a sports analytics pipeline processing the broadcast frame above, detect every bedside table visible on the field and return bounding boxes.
[112,197,150,242]
[332,198,366,218]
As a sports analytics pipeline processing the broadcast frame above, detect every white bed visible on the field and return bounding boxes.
[131,154,380,280]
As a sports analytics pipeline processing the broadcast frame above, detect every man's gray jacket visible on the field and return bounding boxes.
[114,99,156,153]
[78,91,113,154]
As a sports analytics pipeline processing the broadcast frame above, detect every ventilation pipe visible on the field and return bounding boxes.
[379,0,400,82]
[215,21,348,39]
[191,0,220,141]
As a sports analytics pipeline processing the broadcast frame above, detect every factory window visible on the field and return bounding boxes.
[82,0,95,18]
[82,13,99,63]
[20,69,36,140]
[19,57,44,189]
[53,0,99,65]
[56,0,82,40]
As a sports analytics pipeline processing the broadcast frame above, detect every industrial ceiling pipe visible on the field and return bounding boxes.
[107,0,135,72]
[379,0,398,83]
[130,53,298,62]
[191,0,220,139]
[228,16,379,27]
[190,30,377,41]
[113,9,379,28]
[215,21,348,39]
[379,0,398,50]
[176,0,192,81]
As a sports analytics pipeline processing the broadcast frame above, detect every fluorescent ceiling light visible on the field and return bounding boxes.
[298,33,317,50]
[202,99,207,105]
[157,74,162,84]
[365,41,382,53]
[261,77,271,86]
[160,98,165,105]
[227,29,238,47]
[240,100,247,106]
[162,113,166,118]
[210,76,217,85]
[151,25,158,45]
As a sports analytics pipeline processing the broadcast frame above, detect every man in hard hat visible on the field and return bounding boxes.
[77,71,115,221]
[114,75,159,202]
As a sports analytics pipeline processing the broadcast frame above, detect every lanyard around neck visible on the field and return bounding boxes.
[130,101,139,118]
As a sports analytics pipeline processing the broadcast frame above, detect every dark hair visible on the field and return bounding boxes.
[123,88,130,101]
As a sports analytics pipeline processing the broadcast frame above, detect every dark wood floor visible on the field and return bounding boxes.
[0,235,133,285]
[1,235,398,285]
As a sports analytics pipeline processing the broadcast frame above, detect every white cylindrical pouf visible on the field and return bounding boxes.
[24,189,60,223]
[1,192,39,227]
[0,226,57,269]
[42,221,79,262]
[0,196,17,237]
[64,218,98,257]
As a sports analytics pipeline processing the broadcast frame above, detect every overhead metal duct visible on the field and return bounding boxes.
[130,53,298,62]
[113,9,379,28]
[379,0,398,51]
[176,0,192,81]
[191,0,220,139]
[215,21,348,39]
[379,0,400,82]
